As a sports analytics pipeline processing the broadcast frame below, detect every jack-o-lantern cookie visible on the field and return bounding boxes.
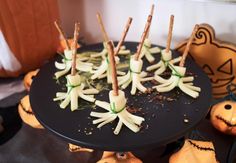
[169,139,218,163]
[175,24,236,98]
[18,95,43,129]
[23,69,39,92]
[97,152,142,163]
[211,100,236,135]
[68,143,93,153]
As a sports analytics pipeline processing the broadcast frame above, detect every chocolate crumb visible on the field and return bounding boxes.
[127,107,142,114]
[151,80,158,85]
[151,114,156,118]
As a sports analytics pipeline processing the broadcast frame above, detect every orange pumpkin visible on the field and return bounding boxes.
[18,95,43,129]
[210,101,236,135]
[97,152,142,163]
[0,0,60,77]
[23,69,39,92]
[169,139,218,163]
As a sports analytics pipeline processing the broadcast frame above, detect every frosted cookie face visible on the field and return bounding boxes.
[169,139,218,163]
[211,101,236,135]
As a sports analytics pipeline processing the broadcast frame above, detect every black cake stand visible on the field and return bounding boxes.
[30,42,212,152]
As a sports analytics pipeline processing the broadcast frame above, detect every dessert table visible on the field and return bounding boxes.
[30,42,212,152]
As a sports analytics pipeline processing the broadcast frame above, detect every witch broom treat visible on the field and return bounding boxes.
[118,15,153,95]
[54,23,99,111]
[146,15,182,75]
[90,13,130,58]
[91,15,132,83]
[139,4,161,63]
[54,21,93,79]
[90,41,145,135]
[153,25,201,98]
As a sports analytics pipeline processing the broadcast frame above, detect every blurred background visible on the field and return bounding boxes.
[58,0,236,47]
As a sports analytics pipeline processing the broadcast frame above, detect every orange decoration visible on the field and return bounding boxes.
[68,144,93,153]
[210,100,236,135]
[169,139,218,163]
[57,39,80,53]
[175,24,236,99]
[23,69,39,92]
[0,0,60,77]
[97,152,142,163]
[18,95,43,129]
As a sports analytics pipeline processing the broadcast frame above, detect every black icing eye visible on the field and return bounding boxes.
[224,104,232,110]
[31,75,35,80]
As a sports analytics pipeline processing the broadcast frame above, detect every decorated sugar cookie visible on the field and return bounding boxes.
[210,84,236,135]
[169,139,218,163]
[18,95,43,129]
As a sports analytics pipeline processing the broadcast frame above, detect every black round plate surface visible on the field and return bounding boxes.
[30,42,212,151]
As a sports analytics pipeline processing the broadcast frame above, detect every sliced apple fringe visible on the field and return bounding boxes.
[146,49,182,75]
[118,56,152,95]
[53,74,99,111]
[55,49,94,79]
[90,56,125,83]
[153,63,201,98]
[139,38,161,63]
[90,90,144,135]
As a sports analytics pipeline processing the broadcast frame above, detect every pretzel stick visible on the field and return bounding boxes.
[166,15,174,53]
[54,21,71,50]
[107,41,119,96]
[97,13,109,42]
[71,22,80,76]
[179,24,199,67]
[114,17,133,55]
[134,15,152,61]
[146,4,155,38]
